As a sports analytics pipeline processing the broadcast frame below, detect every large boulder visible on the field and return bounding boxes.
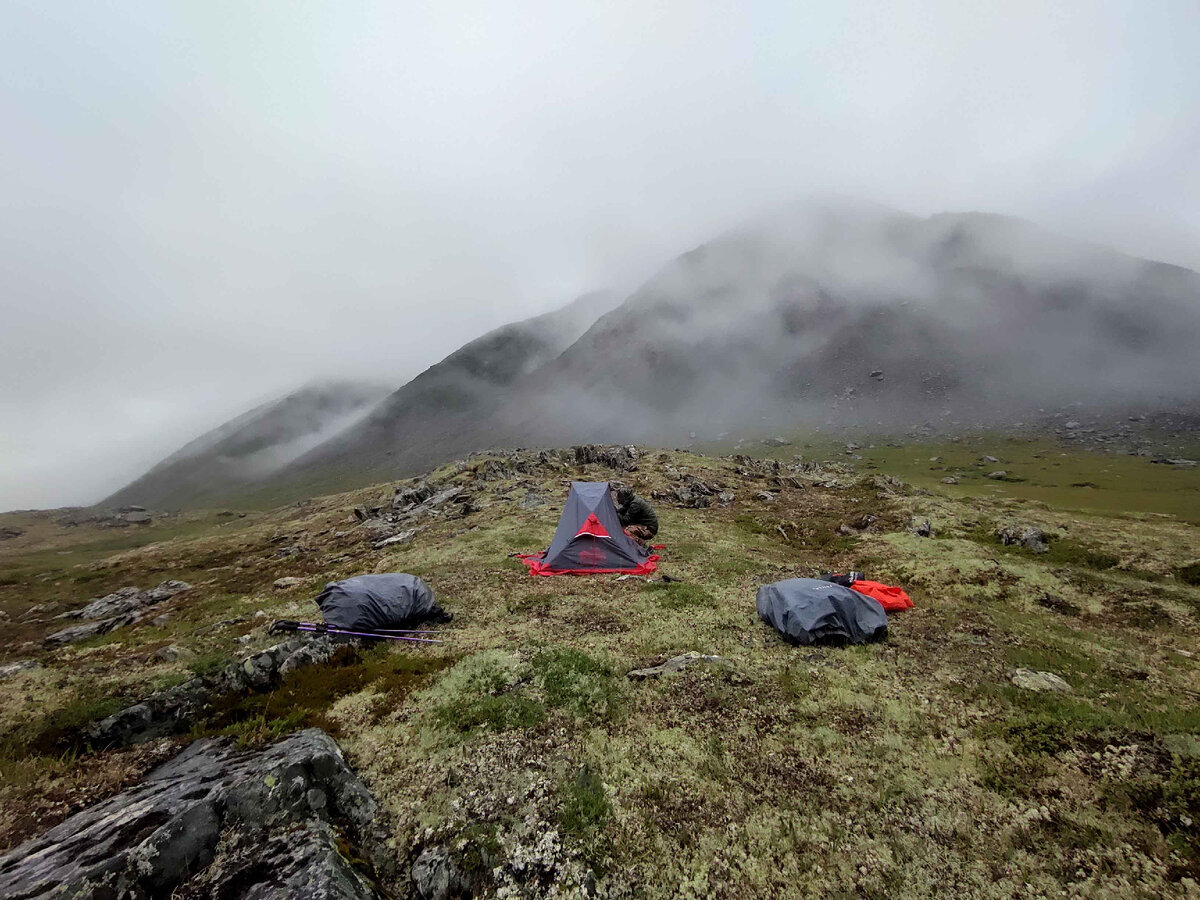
[0,729,381,899]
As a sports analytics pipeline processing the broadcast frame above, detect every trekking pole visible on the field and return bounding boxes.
[271,620,444,644]
[294,623,443,644]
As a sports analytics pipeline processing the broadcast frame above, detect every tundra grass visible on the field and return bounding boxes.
[0,445,1197,896]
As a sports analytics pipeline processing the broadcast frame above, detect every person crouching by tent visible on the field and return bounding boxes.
[614,486,658,544]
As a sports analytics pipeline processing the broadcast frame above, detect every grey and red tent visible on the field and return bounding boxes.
[520,481,659,576]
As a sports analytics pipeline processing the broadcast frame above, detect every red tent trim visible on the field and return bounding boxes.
[518,553,660,577]
[575,512,610,538]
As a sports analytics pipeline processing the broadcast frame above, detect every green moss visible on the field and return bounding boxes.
[533,647,620,720]
[1178,562,1200,586]
[559,763,611,837]
[641,581,717,609]
[427,652,547,735]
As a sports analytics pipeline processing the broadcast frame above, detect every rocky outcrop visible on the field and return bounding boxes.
[88,637,336,748]
[44,581,191,648]
[572,444,640,471]
[0,729,383,899]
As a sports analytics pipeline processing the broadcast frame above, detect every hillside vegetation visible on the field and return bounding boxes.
[2,440,1199,897]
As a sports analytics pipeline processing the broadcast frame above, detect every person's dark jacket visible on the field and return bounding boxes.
[617,494,659,536]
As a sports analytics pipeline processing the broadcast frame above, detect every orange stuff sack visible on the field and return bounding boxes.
[850,580,914,612]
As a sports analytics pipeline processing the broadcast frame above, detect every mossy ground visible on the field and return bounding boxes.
[1,442,1198,897]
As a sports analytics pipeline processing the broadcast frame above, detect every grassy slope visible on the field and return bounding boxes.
[1,446,1198,897]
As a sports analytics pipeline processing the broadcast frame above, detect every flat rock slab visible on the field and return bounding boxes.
[0,728,381,900]
[0,659,40,680]
[628,651,729,680]
[1011,668,1073,693]
[45,581,192,647]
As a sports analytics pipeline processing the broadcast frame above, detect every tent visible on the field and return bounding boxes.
[521,481,659,576]
[315,573,447,630]
[757,577,888,646]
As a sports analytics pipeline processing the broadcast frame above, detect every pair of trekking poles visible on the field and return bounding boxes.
[270,619,444,644]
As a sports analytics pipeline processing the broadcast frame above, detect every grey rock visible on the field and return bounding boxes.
[119,505,147,513]
[869,370,884,380]
[914,518,933,538]
[393,480,434,511]
[756,491,776,503]
[940,476,959,484]
[519,491,546,509]
[45,613,139,647]
[997,526,1049,553]
[981,455,1000,463]
[155,645,191,663]
[761,437,791,447]
[412,845,458,900]
[0,658,40,679]
[1064,421,1082,429]
[628,651,729,680]
[374,528,420,550]
[76,580,191,621]
[0,728,380,899]
[0,526,23,540]
[1011,668,1072,693]
[986,470,1008,479]
[46,581,192,646]
[152,614,172,626]
[123,511,153,524]
[274,576,307,589]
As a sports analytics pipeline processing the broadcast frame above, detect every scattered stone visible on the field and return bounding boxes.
[761,437,791,447]
[940,476,959,485]
[869,370,884,380]
[0,526,23,540]
[520,492,546,509]
[273,576,306,590]
[1064,421,1082,429]
[981,455,1000,463]
[152,614,171,626]
[627,651,729,680]
[1011,668,1072,693]
[0,729,382,899]
[154,645,192,663]
[122,511,152,524]
[1152,457,1197,468]
[997,526,1049,553]
[717,491,735,504]
[0,659,40,679]
[985,470,1009,480]
[756,491,776,503]
[216,510,235,518]
[374,528,420,550]
[914,518,934,538]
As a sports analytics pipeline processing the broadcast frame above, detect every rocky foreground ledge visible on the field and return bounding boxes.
[0,729,385,899]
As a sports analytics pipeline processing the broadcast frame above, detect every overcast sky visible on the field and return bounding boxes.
[1,0,1197,510]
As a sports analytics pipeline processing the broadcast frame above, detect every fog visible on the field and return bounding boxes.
[2,1,1198,510]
